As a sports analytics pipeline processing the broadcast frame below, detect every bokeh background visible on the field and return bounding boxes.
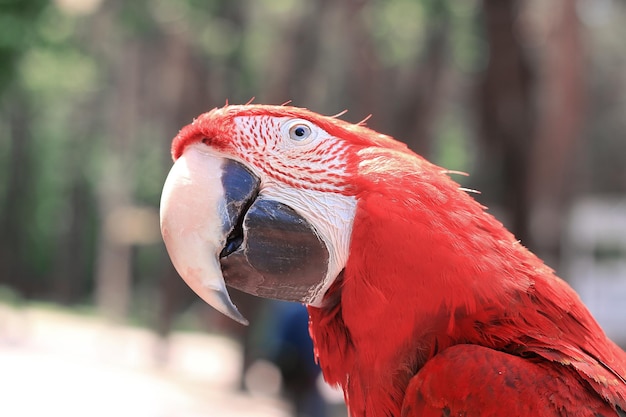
[1,0,626,416]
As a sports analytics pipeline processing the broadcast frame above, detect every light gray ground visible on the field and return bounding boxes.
[0,304,291,417]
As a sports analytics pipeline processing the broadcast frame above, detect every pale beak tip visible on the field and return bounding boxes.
[181,267,251,326]
[201,286,249,325]
[212,291,249,326]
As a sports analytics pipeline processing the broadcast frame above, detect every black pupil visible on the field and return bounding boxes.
[295,127,306,137]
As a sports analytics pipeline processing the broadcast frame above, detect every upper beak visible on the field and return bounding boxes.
[160,144,330,325]
[159,144,257,325]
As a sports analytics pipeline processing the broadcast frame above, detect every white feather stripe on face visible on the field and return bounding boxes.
[231,116,353,194]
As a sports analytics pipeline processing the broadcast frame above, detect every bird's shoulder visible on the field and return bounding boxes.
[401,344,622,417]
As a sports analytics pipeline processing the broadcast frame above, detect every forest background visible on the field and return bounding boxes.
[1,0,625,372]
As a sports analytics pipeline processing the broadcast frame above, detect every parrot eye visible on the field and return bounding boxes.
[292,125,309,139]
[289,124,312,141]
[284,119,317,144]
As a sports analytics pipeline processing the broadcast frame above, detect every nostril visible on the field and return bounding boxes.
[202,137,211,145]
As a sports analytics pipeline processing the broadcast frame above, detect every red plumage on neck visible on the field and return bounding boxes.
[308,146,626,417]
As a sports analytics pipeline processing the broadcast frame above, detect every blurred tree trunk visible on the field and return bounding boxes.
[479,0,536,246]
[92,6,140,320]
[50,94,102,303]
[391,17,449,156]
[342,0,382,123]
[264,0,332,105]
[0,93,35,296]
[479,0,584,265]
[51,180,93,303]
[527,0,585,267]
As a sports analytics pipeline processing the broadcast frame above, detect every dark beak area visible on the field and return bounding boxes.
[160,145,329,325]
[221,197,329,301]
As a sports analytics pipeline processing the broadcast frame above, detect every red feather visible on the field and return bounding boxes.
[403,345,619,416]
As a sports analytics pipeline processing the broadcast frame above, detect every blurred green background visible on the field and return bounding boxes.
[1,0,626,415]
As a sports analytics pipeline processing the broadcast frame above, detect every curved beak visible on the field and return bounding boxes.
[160,144,330,325]
[159,145,257,325]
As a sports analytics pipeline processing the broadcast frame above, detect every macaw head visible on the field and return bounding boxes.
[160,104,418,324]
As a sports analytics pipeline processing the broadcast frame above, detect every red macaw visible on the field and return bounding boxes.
[159,104,626,417]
